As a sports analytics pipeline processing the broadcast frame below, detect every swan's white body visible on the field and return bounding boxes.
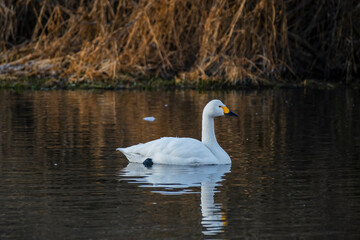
[116,99,237,165]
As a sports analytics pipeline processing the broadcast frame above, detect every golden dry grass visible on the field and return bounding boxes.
[0,0,359,86]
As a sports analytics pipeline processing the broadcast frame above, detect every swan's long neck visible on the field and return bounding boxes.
[201,113,218,147]
[201,110,231,163]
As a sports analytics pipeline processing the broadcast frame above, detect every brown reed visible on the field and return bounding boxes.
[0,0,359,86]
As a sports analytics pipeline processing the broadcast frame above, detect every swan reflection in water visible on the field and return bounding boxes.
[120,163,231,236]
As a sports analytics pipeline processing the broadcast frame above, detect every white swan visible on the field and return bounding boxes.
[116,99,237,165]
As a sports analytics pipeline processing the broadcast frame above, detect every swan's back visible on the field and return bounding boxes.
[117,137,220,165]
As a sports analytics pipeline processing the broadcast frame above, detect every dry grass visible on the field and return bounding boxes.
[0,0,359,86]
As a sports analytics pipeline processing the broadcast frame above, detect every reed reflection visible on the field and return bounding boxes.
[120,163,231,236]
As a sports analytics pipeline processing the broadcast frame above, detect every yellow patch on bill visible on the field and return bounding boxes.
[221,106,229,114]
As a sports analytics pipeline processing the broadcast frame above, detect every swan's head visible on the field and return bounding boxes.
[203,99,238,118]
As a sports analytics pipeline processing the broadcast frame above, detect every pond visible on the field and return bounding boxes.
[0,89,359,239]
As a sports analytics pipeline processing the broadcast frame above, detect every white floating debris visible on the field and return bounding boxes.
[143,116,156,122]
[164,104,168,107]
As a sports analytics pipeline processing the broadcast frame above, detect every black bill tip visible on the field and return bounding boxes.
[225,111,238,117]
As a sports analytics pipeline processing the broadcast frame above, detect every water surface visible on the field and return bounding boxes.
[0,89,359,239]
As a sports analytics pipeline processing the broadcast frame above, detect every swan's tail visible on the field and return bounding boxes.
[116,147,145,163]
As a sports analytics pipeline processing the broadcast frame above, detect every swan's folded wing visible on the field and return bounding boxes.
[118,137,219,165]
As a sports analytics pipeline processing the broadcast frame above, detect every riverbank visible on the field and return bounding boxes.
[0,75,347,91]
[1,1,359,88]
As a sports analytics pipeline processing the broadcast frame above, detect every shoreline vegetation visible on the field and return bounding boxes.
[0,0,359,90]
[0,75,343,90]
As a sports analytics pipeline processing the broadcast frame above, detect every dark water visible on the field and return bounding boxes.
[0,89,359,239]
